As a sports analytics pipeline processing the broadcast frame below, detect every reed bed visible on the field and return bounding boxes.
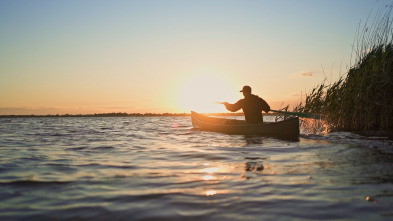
[294,5,393,132]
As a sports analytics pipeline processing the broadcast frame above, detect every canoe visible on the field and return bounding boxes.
[191,111,299,138]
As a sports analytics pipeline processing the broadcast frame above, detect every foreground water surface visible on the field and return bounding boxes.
[0,116,393,220]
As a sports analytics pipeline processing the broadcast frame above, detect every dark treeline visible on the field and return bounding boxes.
[0,112,250,118]
[0,112,189,118]
[0,112,283,118]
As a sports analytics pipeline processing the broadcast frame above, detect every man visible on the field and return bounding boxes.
[222,86,270,124]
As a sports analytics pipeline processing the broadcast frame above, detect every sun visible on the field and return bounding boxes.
[176,72,238,113]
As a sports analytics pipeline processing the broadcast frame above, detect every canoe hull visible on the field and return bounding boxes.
[191,111,299,138]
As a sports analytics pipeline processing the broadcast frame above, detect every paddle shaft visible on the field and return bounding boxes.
[217,102,320,119]
[270,109,321,119]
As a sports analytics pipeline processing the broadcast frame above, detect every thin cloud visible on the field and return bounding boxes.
[292,70,316,78]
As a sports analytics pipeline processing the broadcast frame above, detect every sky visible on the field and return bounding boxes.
[0,0,391,114]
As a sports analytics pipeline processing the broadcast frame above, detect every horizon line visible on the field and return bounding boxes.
[0,112,252,118]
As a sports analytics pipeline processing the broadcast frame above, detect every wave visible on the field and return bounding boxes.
[0,180,71,187]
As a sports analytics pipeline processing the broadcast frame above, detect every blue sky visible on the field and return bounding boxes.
[0,0,391,114]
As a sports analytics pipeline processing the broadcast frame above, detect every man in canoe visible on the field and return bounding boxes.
[221,86,270,124]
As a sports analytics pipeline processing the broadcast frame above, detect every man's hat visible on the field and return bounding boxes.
[240,85,251,93]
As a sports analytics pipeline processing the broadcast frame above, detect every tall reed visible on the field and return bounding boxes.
[294,5,393,131]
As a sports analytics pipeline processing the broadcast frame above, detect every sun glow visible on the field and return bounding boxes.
[176,72,238,113]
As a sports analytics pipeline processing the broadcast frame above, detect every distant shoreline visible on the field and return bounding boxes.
[0,112,280,118]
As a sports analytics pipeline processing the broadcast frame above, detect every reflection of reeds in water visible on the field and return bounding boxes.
[294,5,393,132]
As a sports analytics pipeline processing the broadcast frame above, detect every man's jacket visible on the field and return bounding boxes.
[225,94,270,124]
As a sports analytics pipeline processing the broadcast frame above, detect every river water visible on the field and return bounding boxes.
[0,116,392,220]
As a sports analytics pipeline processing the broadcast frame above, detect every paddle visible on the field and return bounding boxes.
[270,109,321,119]
[216,102,321,119]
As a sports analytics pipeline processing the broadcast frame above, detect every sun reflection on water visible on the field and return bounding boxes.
[200,167,219,174]
[202,175,216,181]
[205,190,217,196]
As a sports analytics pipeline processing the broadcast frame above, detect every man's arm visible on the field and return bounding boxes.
[224,100,243,112]
[259,98,270,113]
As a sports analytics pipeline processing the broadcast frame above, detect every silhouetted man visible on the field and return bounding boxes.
[222,86,270,124]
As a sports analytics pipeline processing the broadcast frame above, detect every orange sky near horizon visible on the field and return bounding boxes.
[0,0,389,115]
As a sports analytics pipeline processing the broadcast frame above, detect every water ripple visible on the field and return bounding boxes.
[0,117,392,220]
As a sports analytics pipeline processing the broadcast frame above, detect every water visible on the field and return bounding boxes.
[0,116,393,220]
